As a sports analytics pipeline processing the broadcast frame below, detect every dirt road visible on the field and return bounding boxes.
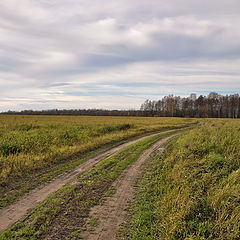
[81,133,179,240]
[0,129,178,234]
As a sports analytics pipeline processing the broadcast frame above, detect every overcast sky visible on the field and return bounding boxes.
[1,0,240,111]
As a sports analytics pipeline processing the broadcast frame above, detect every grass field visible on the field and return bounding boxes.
[0,115,196,208]
[0,128,186,240]
[1,116,239,239]
[121,119,240,240]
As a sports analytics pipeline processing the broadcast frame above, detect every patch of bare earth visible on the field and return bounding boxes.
[81,134,179,240]
[0,130,176,234]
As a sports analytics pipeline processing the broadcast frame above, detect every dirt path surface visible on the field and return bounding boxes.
[0,129,178,234]
[81,133,179,240]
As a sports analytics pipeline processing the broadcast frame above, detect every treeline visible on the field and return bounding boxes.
[140,92,240,118]
[1,109,146,117]
[2,92,240,118]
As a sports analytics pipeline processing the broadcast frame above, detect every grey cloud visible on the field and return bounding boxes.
[0,0,240,110]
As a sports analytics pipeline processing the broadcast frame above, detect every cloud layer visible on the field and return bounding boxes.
[1,0,240,110]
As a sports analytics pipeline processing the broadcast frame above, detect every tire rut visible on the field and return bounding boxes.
[81,133,180,240]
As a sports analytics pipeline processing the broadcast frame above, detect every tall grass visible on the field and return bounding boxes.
[123,119,240,240]
[0,115,195,186]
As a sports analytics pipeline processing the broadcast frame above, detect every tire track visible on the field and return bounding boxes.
[81,133,180,240]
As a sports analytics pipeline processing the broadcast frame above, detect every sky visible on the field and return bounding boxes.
[0,0,240,111]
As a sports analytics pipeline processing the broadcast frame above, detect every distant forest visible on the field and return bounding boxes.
[2,92,240,118]
[2,109,143,117]
[140,92,240,118]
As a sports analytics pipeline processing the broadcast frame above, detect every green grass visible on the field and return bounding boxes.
[0,115,196,208]
[121,119,240,240]
[0,129,184,240]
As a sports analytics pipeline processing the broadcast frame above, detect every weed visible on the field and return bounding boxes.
[88,217,99,227]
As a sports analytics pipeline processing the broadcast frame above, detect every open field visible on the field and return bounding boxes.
[0,116,196,208]
[0,128,186,239]
[121,119,240,240]
[2,116,239,240]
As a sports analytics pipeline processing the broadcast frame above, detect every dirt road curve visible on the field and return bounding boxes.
[81,134,179,240]
[0,129,177,234]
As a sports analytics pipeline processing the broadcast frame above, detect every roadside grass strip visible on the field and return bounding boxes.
[0,129,184,240]
[120,120,240,240]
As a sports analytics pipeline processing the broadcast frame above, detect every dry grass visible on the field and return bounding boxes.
[0,115,195,186]
[122,119,240,240]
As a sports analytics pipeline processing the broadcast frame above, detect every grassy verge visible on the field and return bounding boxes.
[0,129,185,240]
[120,119,240,240]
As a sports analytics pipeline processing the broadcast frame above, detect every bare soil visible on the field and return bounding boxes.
[0,130,176,234]
[81,134,179,240]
